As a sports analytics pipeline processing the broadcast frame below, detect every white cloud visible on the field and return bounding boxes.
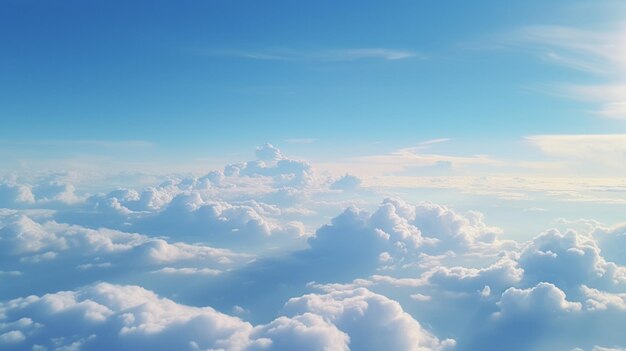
[511,23,626,119]
[284,138,317,144]
[349,146,498,175]
[248,313,349,351]
[519,228,626,290]
[2,143,626,351]
[211,48,420,62]
[0,283,452,351]
[0,182,35,207]
[423,257,523,294]
[496,282,582,318]
[527,134,626,172]
[591,223,626,265]
[255,143,284,162]
[330,174,362,191]
[283,287,455,351]
[581,285,626,311]
[152,267,222,276]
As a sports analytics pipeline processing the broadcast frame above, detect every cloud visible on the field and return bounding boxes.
[255,143,284,162]
[423,257,523,294]
[0,283,452,351]
[455,282,582,350]
[282,287,455,351]
[0,282,258,350]
[581,285,626,311]
[518,228,626,290]
[315,197,505,258]
[247,313,349,351]
[330,174,362,191]
[496,282,582,318]
[284,138,317,144]
[132,194,306,250]
[0,182,35,207]
[211,48,420,62]
[509,23,626,119]
[351,146,498,176]
[526,134,626,172]
[592,223,626,265]
[0,214,252,300]
[2,143,626,350]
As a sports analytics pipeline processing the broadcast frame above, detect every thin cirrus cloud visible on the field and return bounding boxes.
[506,23,626,119]
[284,138,318,144]
[210,48,421,62]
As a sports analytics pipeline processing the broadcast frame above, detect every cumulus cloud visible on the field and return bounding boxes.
[0,283,258,351]
[282,287,455,351]
[0,283,451,351]
[0,214,252,301]
[255,143,284,162]
[133,194,306,250]
[581,285,626,311]
[0,174,84,208]
[518,229,626,290]
[0,214,247,266]
[496,282,582,318]
[309,198,506,265]
[422,256,523,294]
[1,144,626,351]
[0,182,35,207]
[330,174,362,191]
[592,223,626,265]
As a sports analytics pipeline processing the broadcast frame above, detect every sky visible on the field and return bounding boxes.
[1,1,626,351]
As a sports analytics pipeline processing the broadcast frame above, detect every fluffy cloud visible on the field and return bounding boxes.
[247,313,349,351]
[224,144,314,188]
[0,283,257,350]
[0,182,35,207]
[592,224,626,265]
[0,213,252,302]
[0,283,451,351]
[330,174,362,191]
[581,285,626,311]
[495,282,582,318]
[456,281,626,351]
[519,229,626,290]
[1,143,626,351]
[308,198,506,267]
[0,176,83,208]
[283,287,455,351]
[133,194,306,250]
[0,214,247,266]
[423,256,523,294]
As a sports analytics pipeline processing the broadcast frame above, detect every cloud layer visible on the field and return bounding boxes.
[1,144,625,350]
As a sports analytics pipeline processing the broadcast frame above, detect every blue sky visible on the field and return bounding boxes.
[2,2,626,350]
[2,0,625,155]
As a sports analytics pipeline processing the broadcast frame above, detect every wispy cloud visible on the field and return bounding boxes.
[505,22,626,119]
[284,138,318,144]
[526,134,626,171]
[322,143,499,176]
[209,48,421,62]
[417,138,451,146]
